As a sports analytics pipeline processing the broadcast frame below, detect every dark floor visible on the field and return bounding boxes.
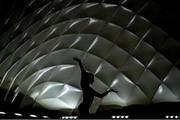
[0,88,180,119]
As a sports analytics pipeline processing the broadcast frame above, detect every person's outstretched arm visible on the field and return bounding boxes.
[73,57,86,73]
[91,88,118,98]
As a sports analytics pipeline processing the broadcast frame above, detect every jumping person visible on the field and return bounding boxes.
[73,57,117,115]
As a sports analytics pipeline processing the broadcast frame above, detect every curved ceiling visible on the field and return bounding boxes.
[0,0,180,116]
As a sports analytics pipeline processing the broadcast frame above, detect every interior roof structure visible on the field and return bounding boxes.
[0,0,180,117]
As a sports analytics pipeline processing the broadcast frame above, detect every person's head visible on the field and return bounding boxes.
[87,72,94,84]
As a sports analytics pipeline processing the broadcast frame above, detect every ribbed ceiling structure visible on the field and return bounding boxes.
[0,0,180,116]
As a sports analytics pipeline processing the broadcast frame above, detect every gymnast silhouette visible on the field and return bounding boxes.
[73,57,117,115]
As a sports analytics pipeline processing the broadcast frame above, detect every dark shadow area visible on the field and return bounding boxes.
[97,102,180,119]
[0,88,180,119]
[138,0,179,41]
